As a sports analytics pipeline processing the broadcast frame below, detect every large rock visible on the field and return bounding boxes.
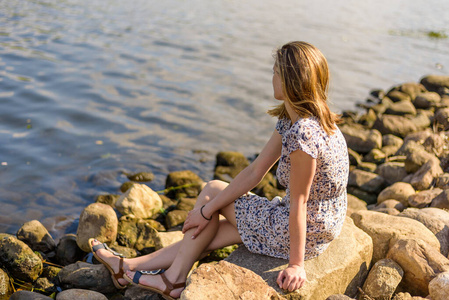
[339,124,382,154]
[396,82,426,100]
[56,289,108,300]
[407,188,442,208]
[16,220,56,253]
[360,258,403,300]
[214,152,250,182]
[351,210,440,263]
[155,231,184,250]
[58,261,117,294]
[431,189,449,209]
[373,115,417,138]
[225,217,373,299]
[9,291,53,299]
[0,268,11,298]
[434,107,449,130]
[376,162,408,185]
[166,170,205,199]
[165,210,188,229]
[76,203,118,252]
[377,182,415,207]
[346,194,367,217]
[382,134,403,148]
[413,92,441,109]
[117,215,158,250]
[348,169,386,194]
[385,100,416,116]
[435,173,449,189]
[420,75,449,92]
[115,183,163,219]
[56,234,86,266]
[386,238,449,297]
[181,260,283,300]
[429,271,449,300]
[399,207,449,256]
[0,235,42,281]
[410,158,443,190]
[404,147,438,173]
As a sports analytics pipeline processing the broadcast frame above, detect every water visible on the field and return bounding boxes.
[0,0,448,238]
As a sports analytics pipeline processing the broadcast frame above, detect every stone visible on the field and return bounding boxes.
[360,258,403,300]
[346,194,367,217]
[398,207,449,256]
[410,111,432,130]
[370,207,400,216]
[413,92,441,109]
[347,187,377,205]
[117,215,158,250]
[420,75,449,92]
[429,271,449,300]
[9,290,53,299]
[373,115,417,138]
[326,296,354,300]
[407,188,442,208]
[225,217,373,299]
[397,82,427,100]
[339,124,382,154]
[403,130,433,144]
[435,173,449,189]
[351,210,440,263]
[56,234,86,266]
[120,181,135,193]
[376,162,408,185]
[385,100,417,116]
[423,133,445,157]
[348,148,362,166]
[56,288,108,300]
[386,90,411,103]
[181,260,283,300]
[115,183,163,219]
[381,145,401,158]
[253,172,286,200]
[435,107,449,130]
[382,134,403,148]
[0,235,42,281]
[405,147,438,173]
[41,265,61,281]
[155,231,184,250]
[0,268,11,298]
[16,220,56,253]
[58,261,117,294]
[176,198,197,211]
[431,189,449,209]
[126,171,154,182]
[76,203,118,253]
[166,170,204,199]
[386,238,449,297]
[357,162,377,173]
[391,293,426,300]
[35,277,57,294]
[95,194,120,208]
[124,285,156,299]
[377,182,415,207]
[165,210,188,229]
[348,169,387,194]
[374,199,405,212]
[364,149,386,164]
[410,158,444,190]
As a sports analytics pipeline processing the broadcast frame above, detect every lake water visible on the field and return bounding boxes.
[0,0,448,238]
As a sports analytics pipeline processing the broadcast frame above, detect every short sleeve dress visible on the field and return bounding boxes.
[234,116,349,260]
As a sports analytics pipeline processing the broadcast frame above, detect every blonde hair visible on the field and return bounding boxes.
[267,41,340,135]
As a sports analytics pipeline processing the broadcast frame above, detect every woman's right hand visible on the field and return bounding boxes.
[182,206,211,239]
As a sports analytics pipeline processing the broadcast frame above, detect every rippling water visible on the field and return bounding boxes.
[0,0,448,237]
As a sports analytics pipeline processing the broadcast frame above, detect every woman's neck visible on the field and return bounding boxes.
[285,102,299,123]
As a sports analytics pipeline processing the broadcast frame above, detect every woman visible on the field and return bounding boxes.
[90,41,349,300]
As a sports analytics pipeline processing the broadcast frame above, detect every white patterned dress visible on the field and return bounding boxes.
[234,116,349,260]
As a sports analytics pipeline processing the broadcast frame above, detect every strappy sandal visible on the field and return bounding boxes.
[123,271,185,300]
[88,238,129,289]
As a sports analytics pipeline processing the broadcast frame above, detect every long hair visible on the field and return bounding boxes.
[267,41,340,135]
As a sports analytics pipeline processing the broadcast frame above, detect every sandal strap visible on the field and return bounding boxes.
[113,257,125,280]
[160,273,185,296]
[92,241,124,258]
[139,269,165,275]
[132,270,143,284]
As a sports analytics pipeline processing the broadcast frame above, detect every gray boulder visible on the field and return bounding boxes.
[407,188,442,208]
[373,115,417,138]
[339,124,382,154]
[56,289,108,300]
[16,220,56,253]
[410,158,443,190]
[429,271,449,300]
[9,291,53,300]
[56,234,86,266]
[385,100,416,116]
[376,162,408,185]
[420,75,449,92]
[435,107,449,130]
[413,92,441,109]
[348,169,386,194]
[377,182,415,207]
[360,258,403,300]
[431,189,449,210]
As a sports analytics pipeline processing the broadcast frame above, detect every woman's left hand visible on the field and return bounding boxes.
[182,206,211,239]
[276,264,307,292]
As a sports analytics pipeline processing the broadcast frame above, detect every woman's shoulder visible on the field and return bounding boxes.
[292,116,322,133]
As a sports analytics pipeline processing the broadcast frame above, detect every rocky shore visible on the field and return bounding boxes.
[1,74,449,300]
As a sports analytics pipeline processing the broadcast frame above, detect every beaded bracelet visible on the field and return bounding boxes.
[200,205,212,221]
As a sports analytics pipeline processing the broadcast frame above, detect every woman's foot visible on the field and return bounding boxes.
[124,270,185,299]
[89,239,129,288]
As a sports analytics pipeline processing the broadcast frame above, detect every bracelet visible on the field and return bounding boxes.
[200,205,212,221]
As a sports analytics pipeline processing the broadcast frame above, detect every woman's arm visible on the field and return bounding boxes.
[277,148,316,291]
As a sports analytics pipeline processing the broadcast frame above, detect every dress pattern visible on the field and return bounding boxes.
[234,116,349,260]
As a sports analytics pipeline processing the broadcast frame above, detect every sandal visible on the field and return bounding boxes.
[88,238,129,289]
[124,271,185,300]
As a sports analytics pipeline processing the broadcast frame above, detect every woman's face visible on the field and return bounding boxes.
[272,64,284,100]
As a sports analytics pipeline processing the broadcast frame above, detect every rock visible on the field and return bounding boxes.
[213,151,250,183]
[326,295,354,300]
[348,169,387,194]
[360,258,403,300]
[339,124,382,154]
[403,130,433,144]
[176,198,197,211]
[397,82,427,100]
[16,220,56,253]
[76,203,118,253]
[382,134,403,148]
[155,231,184,250]
[124,285,156,299]
[376,162,408,185]
[423,133,445,156]
[346,194,367,216]
[407,188,442,208]
[58,261,117,294]
[41,265,61,281]
[95,194,120,208]
[374,199,405,212]
[370,207,400,216]
[405,147,438,173]
[395,140,425,157]
[357,162,377,173]
[35,277,57,294]
[0,235,42,281]
[431,189,449,209]
[391,293,426,300]
[115,183,163,219]
[385,100,417,116]
[413,92,441,109]
[381,145,401,158]
[377,182,415,207]
[410,111,432,130]
[0,268,11,298]
[429,271,449,300]
[56,234,86,266]
[347,187,377,205]
[253,172,286,200]
[120,181,135,193]
[9,290,53,299]
[56,288,108,300]
[181,260,283,300]
[166,170,204,199]
[364,149,386,164]
[386,238,449,296]
[410,158,443,190]
[435,107,449,130]
[351,210,440,263]
[348,148,362,166]
[373,115,417,138]
[435,173,449,189]
[420,75,449,92]
[165,210,188,229]
[398,207,449,256]
[117,215,158,250]
[386,90,411,103]
[126,171,154,182]
[225,217,373,299]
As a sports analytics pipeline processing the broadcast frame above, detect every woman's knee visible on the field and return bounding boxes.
[195,180,227,206]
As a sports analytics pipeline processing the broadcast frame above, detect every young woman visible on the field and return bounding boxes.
[90,41,349,300]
